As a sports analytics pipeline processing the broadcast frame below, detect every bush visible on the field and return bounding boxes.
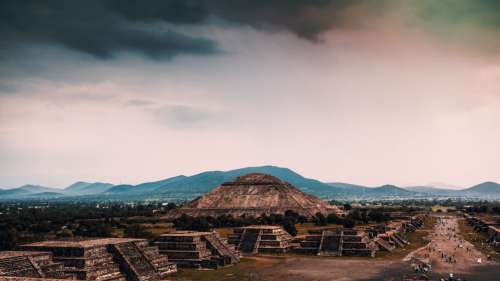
[124,224,153,239]
[326,213,343,224]
[282,218,297,236]
[314,213,327,226]
[342,219,355,228]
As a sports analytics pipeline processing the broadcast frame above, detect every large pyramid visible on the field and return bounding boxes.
[169,173,343,218]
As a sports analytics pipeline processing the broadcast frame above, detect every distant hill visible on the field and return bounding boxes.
[106,166,337,199]
[23,191,66,198]
[1,166,499,201]
[463,182,500,196]
[326,182,371,195]
[107,175,187,194]
[404,186,460,196]
[327,183,416,198]
[371,185,415,197]
[65,181,114,195]
[0,185,62,199]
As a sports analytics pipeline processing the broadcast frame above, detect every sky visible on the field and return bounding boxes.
[1,0,500,189]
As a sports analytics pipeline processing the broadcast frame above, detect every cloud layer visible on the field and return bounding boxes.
[2,0,500,59]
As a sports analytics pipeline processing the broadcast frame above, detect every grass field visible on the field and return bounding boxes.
[431,205,457,213]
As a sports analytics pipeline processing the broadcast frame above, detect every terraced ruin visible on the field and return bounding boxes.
[370,217,424,252]
[228,225,293,255]
[18,238,176,281]
[169,173,343,218]
[295,228,378,257]
[0,251,69,279]
[465,214,500,252]
[157,231,239,269]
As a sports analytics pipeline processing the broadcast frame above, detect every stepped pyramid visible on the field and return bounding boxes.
[170,173,342,218]
[19,238,177,281]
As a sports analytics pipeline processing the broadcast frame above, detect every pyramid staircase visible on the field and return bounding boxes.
[112,242,163,281]
[203,233,240,265]
[229,226,292,255]
[0,252,70,280]
[295,229,376,257]
[0,256,41,278]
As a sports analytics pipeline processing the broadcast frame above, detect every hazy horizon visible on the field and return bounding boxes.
[1,1,499,189]
[2,164,497,190]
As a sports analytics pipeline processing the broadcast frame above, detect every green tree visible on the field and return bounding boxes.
[282,218,297,236]
[124,224,153,239]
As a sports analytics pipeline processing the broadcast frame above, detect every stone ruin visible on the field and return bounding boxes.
[371,216,424,252]
[168,173,344,219]
[156,231,240,269]
[18,238,177,281]
[228,225,293,255]
[294,228,378,257]
[0,251,69,280]
[465,214,500,252]
[487,226,500,251]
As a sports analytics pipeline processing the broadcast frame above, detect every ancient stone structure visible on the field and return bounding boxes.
[294,228,378,257]
[168,173,343,218]
[0,251,68,279]
[487,226,500,251]
[157,231,239,269]
[20,238,177,280]
[228,225,293,255]
[0,276,68,281]
[465,214,500,252]
[370,217,424,252]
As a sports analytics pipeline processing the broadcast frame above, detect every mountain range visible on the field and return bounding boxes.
[1,166,499,201]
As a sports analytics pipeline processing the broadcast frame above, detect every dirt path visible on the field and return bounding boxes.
[404,215,491,274]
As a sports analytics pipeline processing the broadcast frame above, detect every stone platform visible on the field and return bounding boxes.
[0,251,68,279]
[157,231,239,269]
[20,238,176,280]
[228,225,293,255]
[294,228,377,257]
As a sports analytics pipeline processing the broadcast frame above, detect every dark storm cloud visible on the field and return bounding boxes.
[2,0,500,60]
[111,0,359,40]
[205,0,357,40]
[0,0,217,59]
[0,0,360,59]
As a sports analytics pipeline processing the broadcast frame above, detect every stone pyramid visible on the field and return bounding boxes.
[170,173,342,218]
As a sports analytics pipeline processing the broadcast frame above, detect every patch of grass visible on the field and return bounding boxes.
[377,230,429,260]
[431,206,456,213]
[170,257,284,281]
[141,223,175,236]
[295,223,341,236]
[111,227,124,238]
[214,227,233,238]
